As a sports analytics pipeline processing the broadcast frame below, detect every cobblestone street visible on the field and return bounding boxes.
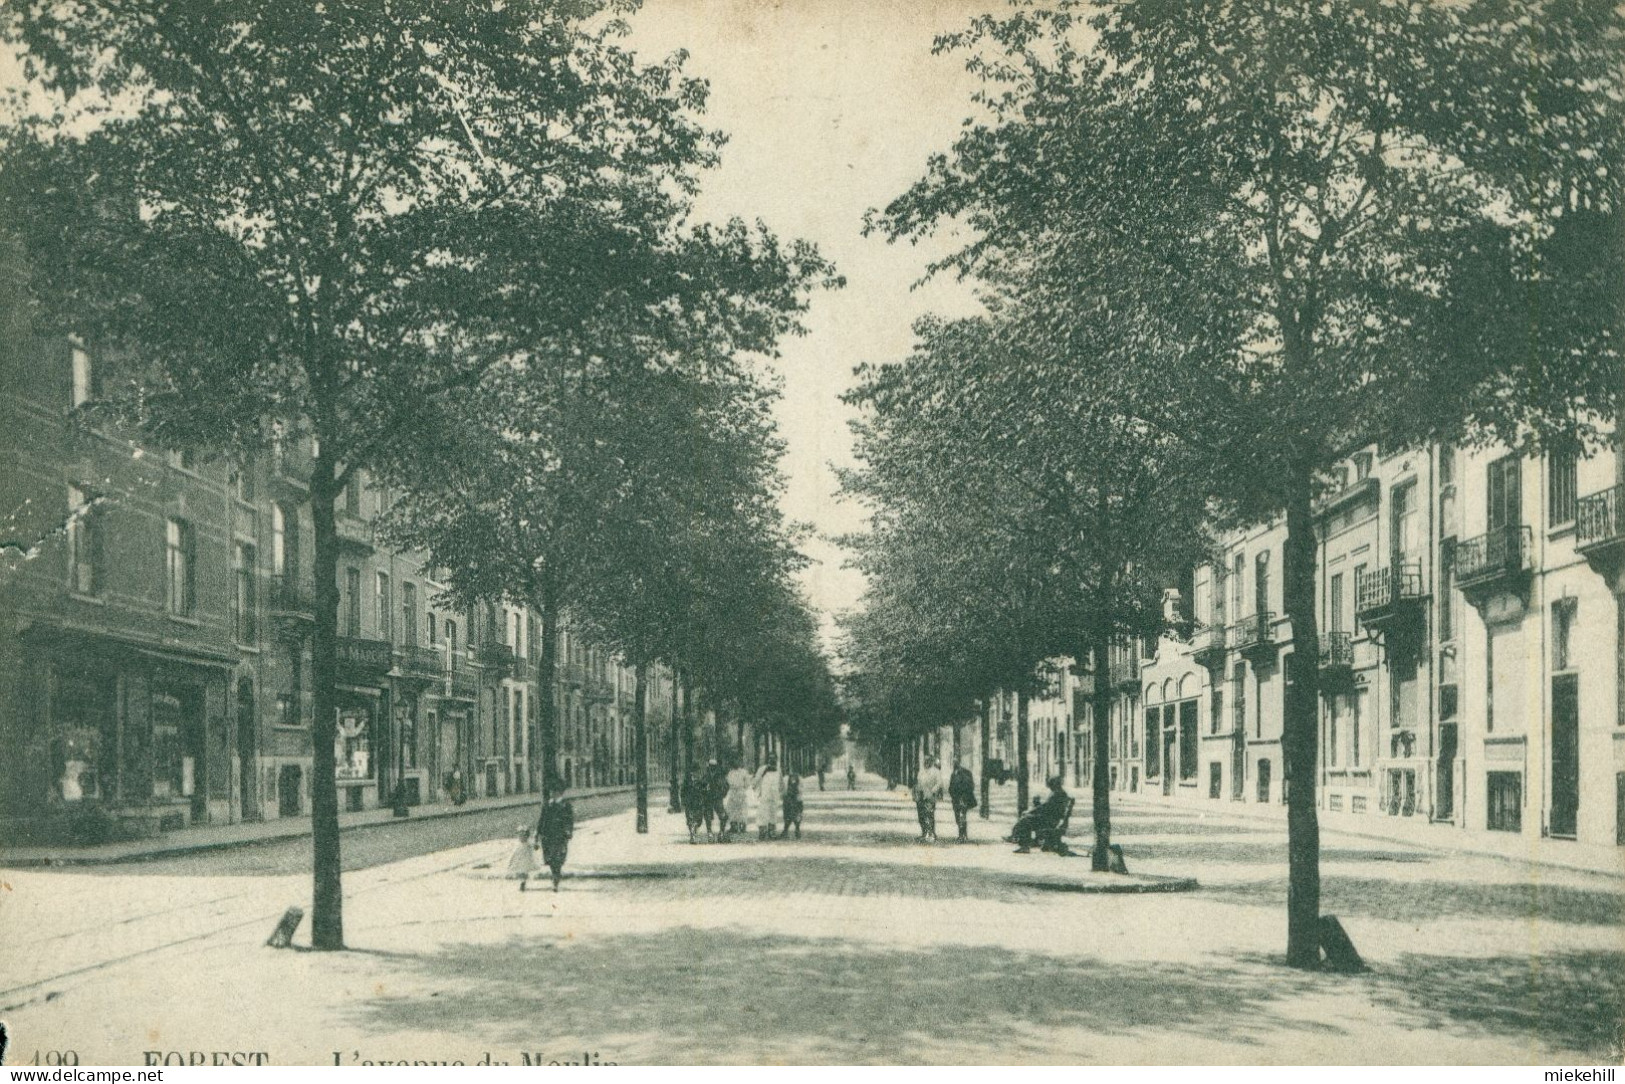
[2,776,1620,1065]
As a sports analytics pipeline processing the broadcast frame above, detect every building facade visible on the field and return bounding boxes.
[0,329,675,842]
[1095,436,1624,850]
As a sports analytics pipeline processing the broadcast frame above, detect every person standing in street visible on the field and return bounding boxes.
[703,757,729,840]
[846,763,857,791]
[912,755,945,842]
[535,783,575,891]
[817,757,827,792]
[724,759,752,840]
[754,756,783,840]
[948,758,978,843]
[680,768,709,843]
[782,772,805,839]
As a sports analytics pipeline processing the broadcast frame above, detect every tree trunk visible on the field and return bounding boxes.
[1016,689,1031,813]
[308,458,344,950]
[979,698,991,819]
[634,663,649,833]
[1089,638,1114,873]
[667,670,681,812]
[537,584,560,803]
[1283,468,1323,968]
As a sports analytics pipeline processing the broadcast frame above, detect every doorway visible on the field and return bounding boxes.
[1161,725,1175,796]
[1256,758,1271,803]
[1550,673,1579,838]
[237,679,257,820]
[277,764,302,817]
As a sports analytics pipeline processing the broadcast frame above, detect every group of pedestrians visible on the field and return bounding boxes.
[680,756,806,843]
[909,756,979,842]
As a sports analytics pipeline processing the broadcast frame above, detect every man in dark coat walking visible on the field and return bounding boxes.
[535,783,575,891]
[948,758,978,842]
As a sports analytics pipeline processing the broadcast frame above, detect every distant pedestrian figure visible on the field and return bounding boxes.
[681,769,709,843]
[507,826,539,890]
[817,757,828,792]
[703,758,729,839]
[912,756,946,842]
[724,761,752,839]
[782,773,805,839]
[448,768,467,806]
[948,758,977,842]
[535,784,575,891]
[846,764,857,791]
[755,758,783,840]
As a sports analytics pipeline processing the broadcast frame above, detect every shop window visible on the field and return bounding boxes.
[1178,700,1198,781]
[1487,772,1522,832]
[336,706,372,781]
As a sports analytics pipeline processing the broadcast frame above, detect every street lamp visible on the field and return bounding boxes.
[393,702,411,817]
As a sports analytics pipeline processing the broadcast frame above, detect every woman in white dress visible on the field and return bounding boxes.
[754,758,783,840]
[724,761,752,839]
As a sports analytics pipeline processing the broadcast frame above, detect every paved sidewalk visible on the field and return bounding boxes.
[0,784,636,867]
[1103,789,1625,878]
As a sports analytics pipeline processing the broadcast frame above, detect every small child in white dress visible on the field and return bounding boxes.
[506,826,539,890]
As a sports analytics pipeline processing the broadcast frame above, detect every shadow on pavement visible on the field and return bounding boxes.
[1364,948,1625,1060]
[348,929,1321,1063]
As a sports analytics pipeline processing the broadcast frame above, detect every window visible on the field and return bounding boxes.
[1352,563,1368,635]
[1393,481,1419,563]
[231,459,256,503]
[1329,572,1344,633]
[1231,662,1246,735]
[428,613,438,647]
[1439,540,1457,643]
[403,583,417,647]
[1487,455,1522,531]
[278,645,303,726]
[1552,598,1577,672]
[1327,696,1341,768]
[1231,554,1246,624]
[70,345,98,407]
[447,620,458,661]
[165,518,195,616]
[1145,708,1160,777]
[344,567,361,636]
[344,474,361,516]
[1439,443,1456,487]
[1486,772,1522,832]
[1178,700,1198,781]
[67,486,103,596]
[1353,452,1373,481]
[233,542,257,643]
[376,571,392,641]
[1255,550,1271,616]
[1548,451,1578,526]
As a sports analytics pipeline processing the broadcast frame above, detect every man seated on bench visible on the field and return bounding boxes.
[1012,776,1073,854]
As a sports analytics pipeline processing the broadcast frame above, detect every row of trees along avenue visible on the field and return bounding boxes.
[0,0,842,950]
[847,0,1621,968]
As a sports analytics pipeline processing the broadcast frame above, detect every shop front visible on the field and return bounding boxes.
[334,635,393,812]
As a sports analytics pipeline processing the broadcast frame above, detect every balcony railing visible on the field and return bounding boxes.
[1317,631,1353,669]
[1457,524,1533,588]
[1577,484,1624,553]
[447,656,478,699]
[400,644,443,679]
[477,642,514,680]
[1191,623,1228,668]
[1228,613,1275,653]
[267,572,314,615]
[1109,657,1139,692]
[1355,561,1426,616]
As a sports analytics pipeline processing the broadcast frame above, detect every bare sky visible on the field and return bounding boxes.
[628,0,990,653]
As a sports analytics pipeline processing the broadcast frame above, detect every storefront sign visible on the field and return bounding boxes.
[336,636,393,677]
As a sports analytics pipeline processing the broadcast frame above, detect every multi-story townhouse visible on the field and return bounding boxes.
[1101,433,1623,851]
[2,317,677,841]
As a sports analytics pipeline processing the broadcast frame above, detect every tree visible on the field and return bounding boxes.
[875,0,1622,965]
[0,0,781,949]
[842,308,1211,863]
